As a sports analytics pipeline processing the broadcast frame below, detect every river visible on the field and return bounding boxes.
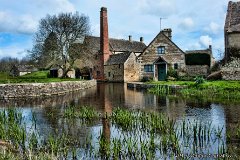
[0,83,239,159]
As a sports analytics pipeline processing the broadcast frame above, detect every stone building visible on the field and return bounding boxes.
[221,1,240,80]
[185,45,214,77]
[10,65,38,77]
[104,52,141,82]
[78,7,146,82]
[138,29,185,81]
[224,1,240,61]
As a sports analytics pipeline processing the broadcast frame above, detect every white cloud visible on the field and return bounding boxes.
[199,35,212,48]
[35,0,76,13]
[178,17,194,30]
[0,11,38,34]
[0,0,76,35]
[204,22,221,34]
[138,0,177,17]
[0,46,28,59]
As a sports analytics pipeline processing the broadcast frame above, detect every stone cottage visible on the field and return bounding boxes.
[10,64,38,77]
[104,52,140,82]
[138,29,185,81]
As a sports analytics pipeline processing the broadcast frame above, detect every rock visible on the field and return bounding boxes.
[207,71,222,80]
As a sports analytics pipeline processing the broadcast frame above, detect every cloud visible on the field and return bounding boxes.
[138,0,177,17]
[199,35,212,48]
[0,46,28,59]
[0,11,38,34]
[0,0,76,35]
[35,0,76,13]
[204,22,221,34]
[178,18,194,30]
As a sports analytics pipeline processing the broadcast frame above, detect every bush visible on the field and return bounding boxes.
[141,76,153,82]
[167,68,178,80]
[194,76,205,86]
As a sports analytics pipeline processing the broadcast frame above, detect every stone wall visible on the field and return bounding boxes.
[124,53,141,82]
[186,65,209,76]
[221,58,240,80]
[225,33,240,60]
[0,80,96,99]
[104,64,124,82]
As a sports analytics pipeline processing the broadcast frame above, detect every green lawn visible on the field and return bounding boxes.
[0,71,81,84]
[148,80,240,90]
[148,80,240,102]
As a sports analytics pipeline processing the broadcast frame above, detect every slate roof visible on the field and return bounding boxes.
[84,36,146,53]
[14,65,38,72]
[185,49,210,54]
[105,52,131,65]
[225,1,240,32]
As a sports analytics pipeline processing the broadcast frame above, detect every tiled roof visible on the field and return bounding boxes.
[84,36,146,53]
[105,52,131,65]
[225,1,240,32]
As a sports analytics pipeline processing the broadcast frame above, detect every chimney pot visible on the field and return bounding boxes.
[140,37,144,43]
[129,35,132,42]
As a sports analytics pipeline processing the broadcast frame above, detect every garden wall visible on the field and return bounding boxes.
[186,65,209,77]
[0,80,96,99]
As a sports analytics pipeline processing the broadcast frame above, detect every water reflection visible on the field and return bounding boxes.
[0,83,239,158]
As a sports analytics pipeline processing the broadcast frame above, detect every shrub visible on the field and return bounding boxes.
[194,76,205,86]
[141,76,153,82]
[167,67,178,80]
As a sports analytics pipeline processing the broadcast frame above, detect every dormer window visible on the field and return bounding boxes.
[157,46,165,54]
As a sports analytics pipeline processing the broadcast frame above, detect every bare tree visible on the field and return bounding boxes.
[0,57,19,72]
[29,12,90,77]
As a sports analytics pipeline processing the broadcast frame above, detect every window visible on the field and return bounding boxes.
[157,46,165,54]
[144,65,153,72]
[108,72,111,77]
[174,63,178,69]
[97,71,100,77]
[119,64,121,68]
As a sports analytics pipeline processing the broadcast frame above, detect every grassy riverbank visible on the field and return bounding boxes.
[0,71,81,84]
[148,80,240,102]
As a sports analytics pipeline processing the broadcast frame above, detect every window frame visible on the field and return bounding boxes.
[157,46,165,54]
[144,65,154,72]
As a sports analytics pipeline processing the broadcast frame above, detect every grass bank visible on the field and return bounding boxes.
[148,80,240,102]
[0,71,81,84]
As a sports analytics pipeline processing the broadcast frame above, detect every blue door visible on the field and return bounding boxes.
[158,64,166,81]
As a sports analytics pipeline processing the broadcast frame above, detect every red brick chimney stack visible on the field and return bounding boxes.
[100,7,110,64]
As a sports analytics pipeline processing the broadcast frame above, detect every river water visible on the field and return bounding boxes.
[0,83,239,159]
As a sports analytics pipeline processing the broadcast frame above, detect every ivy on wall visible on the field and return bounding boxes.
[185,53,211,66]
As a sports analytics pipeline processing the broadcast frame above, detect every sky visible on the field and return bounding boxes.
[0,0,238,60]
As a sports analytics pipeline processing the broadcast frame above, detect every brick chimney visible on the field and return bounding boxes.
[100,7,110,64]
